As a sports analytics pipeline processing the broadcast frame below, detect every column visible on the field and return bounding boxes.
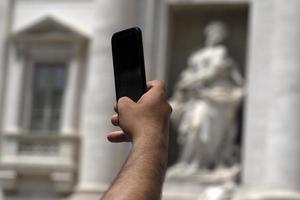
[71,1,137,199]
[239,0,300,199]
[0,0,10,129]
[265,0,300,194]
[2,45,25,132]
[61,46,82,134]
[0,1,10,199]
[241,0,273,191]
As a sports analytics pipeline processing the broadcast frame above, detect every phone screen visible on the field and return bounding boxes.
[112,28,146,102]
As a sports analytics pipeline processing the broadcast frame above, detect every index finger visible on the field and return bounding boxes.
[147,80,166,92]
[137,80,167,103]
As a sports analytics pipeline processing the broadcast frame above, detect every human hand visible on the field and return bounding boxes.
[107,80,172,148]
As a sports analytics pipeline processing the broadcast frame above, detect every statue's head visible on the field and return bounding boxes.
[204,21,228,47]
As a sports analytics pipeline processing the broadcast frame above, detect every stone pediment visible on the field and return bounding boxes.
[13,16,89,43]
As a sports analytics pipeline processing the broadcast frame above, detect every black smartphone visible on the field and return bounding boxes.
[111,27,147,102]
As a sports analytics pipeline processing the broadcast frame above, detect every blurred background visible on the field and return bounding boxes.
[0,0,300,199]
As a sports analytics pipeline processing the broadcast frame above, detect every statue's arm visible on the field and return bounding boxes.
[230,67,244,87]
[181,59,226,88]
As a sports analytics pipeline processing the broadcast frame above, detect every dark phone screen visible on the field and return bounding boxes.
[112,29,146,102]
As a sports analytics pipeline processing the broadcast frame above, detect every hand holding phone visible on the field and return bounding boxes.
[111,27,147,102]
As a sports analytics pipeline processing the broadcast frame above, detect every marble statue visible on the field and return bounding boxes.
[167,21,244,180]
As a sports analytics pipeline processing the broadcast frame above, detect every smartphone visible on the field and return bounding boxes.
[111,27,147,102]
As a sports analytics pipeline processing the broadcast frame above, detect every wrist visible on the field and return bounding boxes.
[133,141,168,155]
[132,130,168,151]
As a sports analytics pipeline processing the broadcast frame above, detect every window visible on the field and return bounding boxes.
[30,63,67,132]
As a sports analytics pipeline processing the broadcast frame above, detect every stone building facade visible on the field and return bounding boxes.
[0,0,299,199]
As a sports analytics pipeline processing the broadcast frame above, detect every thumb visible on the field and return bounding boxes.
[117,96,136,112]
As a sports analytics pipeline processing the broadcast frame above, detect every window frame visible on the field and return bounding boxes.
[22,43,73,134]
[29,62,68,132]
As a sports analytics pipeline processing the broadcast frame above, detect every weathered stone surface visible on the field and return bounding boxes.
[241,0,300,197]
[71,0,137,199]
[265,0,300,191]
[241,0,273,190]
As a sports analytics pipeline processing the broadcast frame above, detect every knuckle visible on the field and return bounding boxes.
[118,96,128,103]
[156,80,166,89]
[159,81,167,94]
[118,97,130,106]
[166,103,173,114]
[117,97,129,111]
[160,80,166,88]
[157,90,165,98]
[151,80,165,87]
[148,80,167,94]
[168,103,173,113]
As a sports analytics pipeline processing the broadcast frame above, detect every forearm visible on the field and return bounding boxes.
[104,80,172,200]
[102,131,168,200]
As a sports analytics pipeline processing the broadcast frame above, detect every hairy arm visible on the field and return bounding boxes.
[103,136,168,200]
[101,80,172,200]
